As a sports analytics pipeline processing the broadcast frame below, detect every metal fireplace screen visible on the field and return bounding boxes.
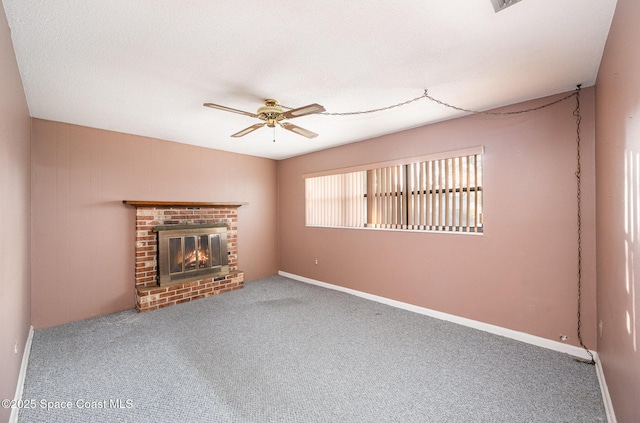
[154,223,228,286]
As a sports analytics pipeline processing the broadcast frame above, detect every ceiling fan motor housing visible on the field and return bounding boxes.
[257,99,284,127]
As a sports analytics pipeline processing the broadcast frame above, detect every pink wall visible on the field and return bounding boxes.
[30,119,278,329]
[278,88,597,349]
[0,5,31,423]
[595,0,640,420]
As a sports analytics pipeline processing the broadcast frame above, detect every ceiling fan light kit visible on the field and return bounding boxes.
[204,99,325,139]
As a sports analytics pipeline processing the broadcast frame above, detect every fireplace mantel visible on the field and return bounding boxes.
[123,200,247,208]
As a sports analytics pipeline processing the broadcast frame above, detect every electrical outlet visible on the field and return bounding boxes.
[559,334,568,341]
[314,259,318,265]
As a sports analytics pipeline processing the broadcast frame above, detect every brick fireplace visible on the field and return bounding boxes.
[124,201,245,312]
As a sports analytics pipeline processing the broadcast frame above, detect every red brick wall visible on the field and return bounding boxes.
[132,205,243,312]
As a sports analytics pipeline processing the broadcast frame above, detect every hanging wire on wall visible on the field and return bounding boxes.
[424,85,595,365]
[300,85,595,364]
[572,86,596,365]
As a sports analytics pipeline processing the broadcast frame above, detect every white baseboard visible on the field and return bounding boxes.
[595,352,617,423]
[278,271,595,360]
[9,325,34,423]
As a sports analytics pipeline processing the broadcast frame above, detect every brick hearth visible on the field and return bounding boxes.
[124,201,245,312]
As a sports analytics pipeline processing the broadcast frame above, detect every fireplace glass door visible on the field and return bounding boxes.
[169,237,183,274]
[198,235,210,269]
[156,224,229,286]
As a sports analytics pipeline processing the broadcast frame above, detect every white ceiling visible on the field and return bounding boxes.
[3,0,617,160]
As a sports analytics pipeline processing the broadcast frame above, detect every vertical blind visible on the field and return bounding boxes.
[305,171,366,228]
[305,147,483,233]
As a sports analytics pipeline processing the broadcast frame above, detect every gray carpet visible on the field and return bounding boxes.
[17,275,606,422]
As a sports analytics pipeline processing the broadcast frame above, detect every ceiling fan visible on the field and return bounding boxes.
[204,99,325,138]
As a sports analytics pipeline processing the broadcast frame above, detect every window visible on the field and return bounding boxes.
[305,171,366,228]
[305,146,483,233]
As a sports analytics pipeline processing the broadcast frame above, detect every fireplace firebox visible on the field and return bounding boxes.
[154,223,229,286]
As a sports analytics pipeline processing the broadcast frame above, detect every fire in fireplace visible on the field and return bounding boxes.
[154,223,229,286]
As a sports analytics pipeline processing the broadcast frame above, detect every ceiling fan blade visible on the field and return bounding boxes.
[203,103,259,118]
[281,103,325,120]
[231,123,265,137]
[279,122,319,138]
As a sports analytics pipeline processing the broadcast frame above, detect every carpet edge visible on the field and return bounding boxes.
[278,271,595,360]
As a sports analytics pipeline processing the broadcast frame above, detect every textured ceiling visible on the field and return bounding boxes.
[3,0,617,160]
